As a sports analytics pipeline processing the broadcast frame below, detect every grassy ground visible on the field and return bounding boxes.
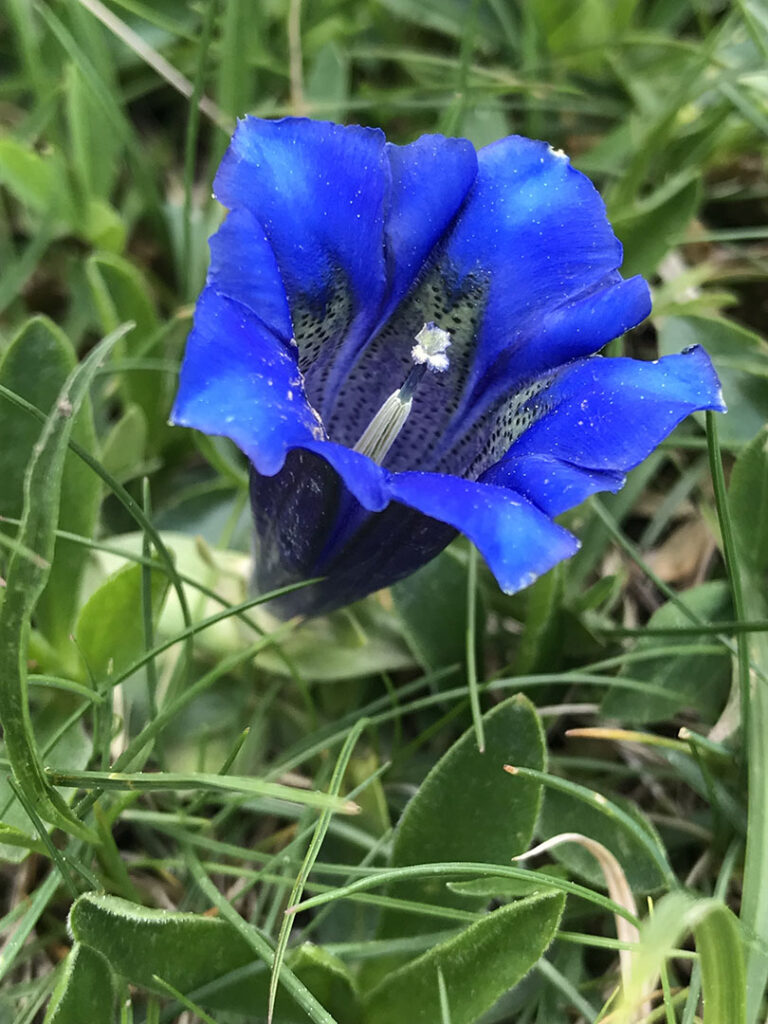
[1,1,768,1021]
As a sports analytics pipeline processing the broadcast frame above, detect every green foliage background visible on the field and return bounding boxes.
[1,1,767,1021]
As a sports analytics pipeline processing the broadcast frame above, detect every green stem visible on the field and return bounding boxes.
[706,412,768,1022]
[466,546,485,752]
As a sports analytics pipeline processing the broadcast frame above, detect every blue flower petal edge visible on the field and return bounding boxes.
[172,116,726,618]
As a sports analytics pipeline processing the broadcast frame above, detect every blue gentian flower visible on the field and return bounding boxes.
[171,117,725,618]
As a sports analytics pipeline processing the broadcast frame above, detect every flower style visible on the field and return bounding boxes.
[171,117,724,618]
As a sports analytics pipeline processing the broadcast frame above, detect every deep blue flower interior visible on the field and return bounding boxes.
[172,117,725,614]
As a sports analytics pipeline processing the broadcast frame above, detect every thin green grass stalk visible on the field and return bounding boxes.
[120,986,134,1024]
[152,974,221,1024]
[0,871,59,983]
[103,0,197,39]
[145,996,161,1024]
[437,965,453,1024]
[48,768,358,814]
[558,932,696,958]
[288,861,640,927]
[659,958,677,1024]
[141,478,160,731]
[504,766,675,887]
[705,412,751,740]
[682,838,743,1024]
[707,412,768,1023]
[591,497,768,682]
[11,970,58,1024]
[187,851,339,1024]
[439,0,481,136]
[465,545,485,752]
[188,863,478,924]
[537,957,598,1023]
[182,0,217,299]
[596,621,768,638]
[6,778,79,898]
[268,718,368,1021]
[300,825,395,941]
[27,675,103,701]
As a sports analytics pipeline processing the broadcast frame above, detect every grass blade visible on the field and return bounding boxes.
[0,323,132,841]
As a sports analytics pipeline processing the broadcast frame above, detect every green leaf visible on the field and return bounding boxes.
[255,601,416,681]
[612,171,701,277]
[0,136,75,229]
[616,892,745,1024]
[601,581,732,723]
[65,61,121,201]
[83,198,127,253]
[0,316,100,651]
[0,704,92,863]
[69,893,359,1021]
[728,427,768,1021]
[363,891,565,1024]
[696,902,747,1024]
[44,943,115,1024]
[379,695,546,939]
[85,252,168,448]
[537,786,667,894]
[0,325,128,841]
[100,403,149,484]
[391,549,470,672]
[658,316,768,446]
[729,426,768,579]
[75,562,170,682]
[306,42,349,123]
[516,565,564,675]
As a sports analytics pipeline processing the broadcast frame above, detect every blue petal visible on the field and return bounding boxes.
[482,347,725,514]
[170,288,324,476]
[387,472,579,593]
[482,455,624,517]
[207,207,293,343]
[213,117,390,416]
[382,134,477,319]
[250,452,457,618]
[455,273,651,430]
[443,136,648,387]
[302,440,389,511]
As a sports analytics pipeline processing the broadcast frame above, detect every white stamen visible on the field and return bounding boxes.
[353,390,413,464]
[353,322,452,464]
[411,322,452,372]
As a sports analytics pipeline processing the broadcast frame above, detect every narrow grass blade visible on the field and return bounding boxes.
[503,765,675,887]
[0,323,131,841]
[187,854,339,1024]
[465,546,485,752]
[268,718,367,1022]
[46,769,359,815]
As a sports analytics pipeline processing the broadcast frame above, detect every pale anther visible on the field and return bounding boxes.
[411,321,452,372]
